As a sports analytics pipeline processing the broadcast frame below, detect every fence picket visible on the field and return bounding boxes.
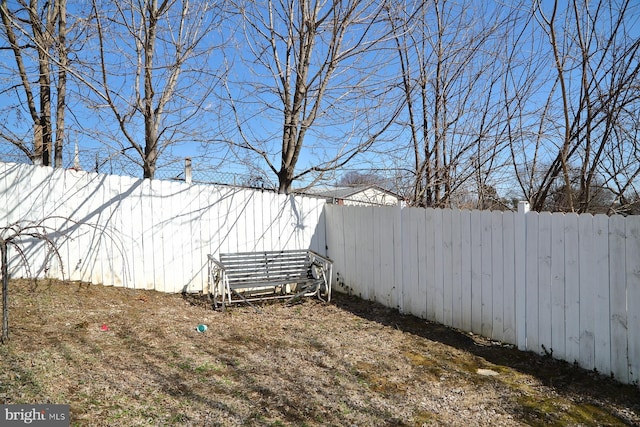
[609,215,627,383]
[579,214,596,370]
[392,206,403,312]
[442,209,454,327]
[450,210,463,330]
[525,212,540,353]
[460,210,472,332]
[378,207,395,307]
[625,216,640,384]
[358,207,374,302]
[593,214,611,376]
[502,212,516,344]
[538,212,553,355]
[422,208,432,320]
[481,211,493,338]
[105,175,125,288]
[342,205,359,295]
[564,213,581,364]
[372,207,382,304]
[434,208,445,324]
[470,211,483,335]
[491,211,504,342]
[515,209,527,350]
[551,212,566,360]
[401,208,413,315]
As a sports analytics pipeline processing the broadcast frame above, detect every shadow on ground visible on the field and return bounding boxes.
[331,292,640,414]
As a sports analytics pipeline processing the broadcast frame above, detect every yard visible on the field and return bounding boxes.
[0,279,639,426]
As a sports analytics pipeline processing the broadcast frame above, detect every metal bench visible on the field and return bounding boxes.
[207,249,332,309]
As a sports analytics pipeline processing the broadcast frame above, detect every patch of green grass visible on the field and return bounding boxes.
[515,396,628,426]
[195,361,225,373]
[169,412,190,423]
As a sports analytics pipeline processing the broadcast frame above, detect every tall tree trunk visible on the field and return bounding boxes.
[1,240,8,344]
[55,0,67,168]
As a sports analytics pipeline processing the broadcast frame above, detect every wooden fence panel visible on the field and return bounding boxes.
[609,215,628,383]
[626,216,640,384]
[0,162,326,293]
[322,202,640,386]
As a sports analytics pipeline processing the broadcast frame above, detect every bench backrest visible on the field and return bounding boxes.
[219,250,312,287]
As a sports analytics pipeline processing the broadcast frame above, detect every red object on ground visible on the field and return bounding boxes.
[100,324,109,331]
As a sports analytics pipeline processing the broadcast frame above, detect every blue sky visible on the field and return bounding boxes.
[1,0,639,199]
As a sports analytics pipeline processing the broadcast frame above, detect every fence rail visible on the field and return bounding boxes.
[0,162,327,293]
[325,204,640,386]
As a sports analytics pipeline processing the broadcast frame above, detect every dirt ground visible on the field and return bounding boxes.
[0,279,639,426]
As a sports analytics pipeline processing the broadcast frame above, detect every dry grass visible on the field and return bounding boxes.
[0,279,639,426]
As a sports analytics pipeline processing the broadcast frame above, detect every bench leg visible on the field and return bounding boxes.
[230,288,263,313]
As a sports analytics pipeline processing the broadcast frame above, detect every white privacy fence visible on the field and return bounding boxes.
[325,204,640,386]
[0,162,327,293]
[3,161,640,387]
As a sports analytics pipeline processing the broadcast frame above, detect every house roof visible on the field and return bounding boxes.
[303,185,401,200]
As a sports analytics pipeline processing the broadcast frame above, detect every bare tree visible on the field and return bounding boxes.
[0,0,68,167]
[1,220,64,343]
[85,0,226,179]
[516,0,640,213]
[225,0,403,194]
[336,170,384,187]
[385,0,519,208]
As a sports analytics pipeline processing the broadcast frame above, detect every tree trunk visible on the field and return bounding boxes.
[1,240,8,344]
[277,167,293,194]
[55,0,67,168]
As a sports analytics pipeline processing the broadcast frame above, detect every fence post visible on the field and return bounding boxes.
[515,201,529,350]
[185,158,192,184]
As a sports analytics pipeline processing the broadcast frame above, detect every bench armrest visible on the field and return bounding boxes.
[207,254,225,271]
[308,250,333,266]
[308,251,333,302]
[207,254,230,308]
